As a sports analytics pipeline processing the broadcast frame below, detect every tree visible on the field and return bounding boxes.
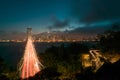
[99,24,120,52]
[0,56,8,74]
[41,43,89,79]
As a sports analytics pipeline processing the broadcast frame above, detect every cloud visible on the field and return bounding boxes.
[47,16,70,30]
[71,0,120,23]
[83,0,120,22]
[53,19,69,28]
[69,25,111,35]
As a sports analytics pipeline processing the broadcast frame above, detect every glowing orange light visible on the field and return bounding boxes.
[19,37,43,79]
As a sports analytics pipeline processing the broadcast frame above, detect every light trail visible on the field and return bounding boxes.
[19,28,43,79]
[89,50,106,72]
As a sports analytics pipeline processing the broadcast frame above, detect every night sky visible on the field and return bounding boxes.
[0,0,120,33]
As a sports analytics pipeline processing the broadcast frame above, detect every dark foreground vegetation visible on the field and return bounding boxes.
[0,24,120,80]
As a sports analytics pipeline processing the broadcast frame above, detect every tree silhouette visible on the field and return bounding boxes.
[99,24,120,52]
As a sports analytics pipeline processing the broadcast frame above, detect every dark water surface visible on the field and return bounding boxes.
[0,42,96,69]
